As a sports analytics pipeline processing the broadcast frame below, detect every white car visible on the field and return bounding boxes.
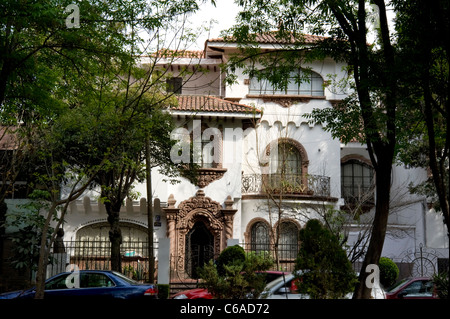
[260,272,385,299]
[260,273,309,299]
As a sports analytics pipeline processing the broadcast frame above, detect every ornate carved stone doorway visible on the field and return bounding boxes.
[185,221,214,278]
[163,190,237,280]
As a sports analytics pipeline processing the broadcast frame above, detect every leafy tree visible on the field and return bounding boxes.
[1,0,214,298]
[295,219,357,299]
[28,120,107,299]
[393,0,449,239]
[2,195,55,272]
[1,2,140,292]
[226,0,418,298]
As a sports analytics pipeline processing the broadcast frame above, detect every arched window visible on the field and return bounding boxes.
[249,68,324,96]
[74,222,148,259]
[273,142,303,176]
[278,221,299,260]
[266,138,309,194]
[341,159,375,204]
[75,222,148,242]
[251,221,270,253]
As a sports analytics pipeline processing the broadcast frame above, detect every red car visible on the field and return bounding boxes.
[172,271,289,299]
[173,287,214,299]
[385,277,438,299]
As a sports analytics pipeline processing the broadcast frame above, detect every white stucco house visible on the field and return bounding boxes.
[3,34,448,283]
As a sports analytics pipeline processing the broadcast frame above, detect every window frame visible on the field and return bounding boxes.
[264,138,310,195]
[250,221,270,253]
[277,221,300,260]
[166,77,183,94]
[249,68,325,97]
[341,158,375,206]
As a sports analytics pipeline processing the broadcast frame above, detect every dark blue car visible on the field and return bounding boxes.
[0,270,158,299]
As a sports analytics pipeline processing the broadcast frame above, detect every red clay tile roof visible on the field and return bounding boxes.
[0,126,18,150]
[151,49,206,59]
[172,95,261,114]
[208,32,327,45]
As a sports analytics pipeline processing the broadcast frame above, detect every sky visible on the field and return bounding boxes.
[188,0,241,49]
[175,1,396,50]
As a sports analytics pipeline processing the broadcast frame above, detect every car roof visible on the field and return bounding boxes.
[55,270,114,275]
[47,270,116,279]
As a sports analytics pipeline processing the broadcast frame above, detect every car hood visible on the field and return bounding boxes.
[0,290,26,299]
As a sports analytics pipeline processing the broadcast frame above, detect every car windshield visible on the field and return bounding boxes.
[386,278,410,293]
[264,274,293,291]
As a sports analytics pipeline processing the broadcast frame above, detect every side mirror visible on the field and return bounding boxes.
[398,290,408,298]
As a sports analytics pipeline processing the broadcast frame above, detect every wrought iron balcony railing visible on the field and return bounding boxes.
[242,173,331,197]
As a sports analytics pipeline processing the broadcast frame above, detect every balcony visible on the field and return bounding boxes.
[241,173,332,199]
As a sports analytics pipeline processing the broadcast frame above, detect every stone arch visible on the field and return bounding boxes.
[180,208,223,260]
[184,218,215,278]
[341,154,372,167]
[163,190,237,279]
[263,138,310,189]
[272,219,302,245]
[273,218,301,231]
[244,217,271,245]
[271,137,309,163]
[75,221,148,242]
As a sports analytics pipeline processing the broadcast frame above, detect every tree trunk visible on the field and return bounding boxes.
[34,204,58,299]
[106,204,122,272]
[353,156,393,299]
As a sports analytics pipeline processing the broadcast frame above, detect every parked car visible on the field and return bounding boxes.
[260,272,307,299]
[385,277,437,299]
[261,271,386,299]
[0,270,158,299]
[172,271,289,299]
[172,287,214,299]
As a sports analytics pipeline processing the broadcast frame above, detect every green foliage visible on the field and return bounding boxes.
[216,245,246,276]
[432,272,448,299]
[3,200,55,271]
[199,248,273,299]
[393,0,449,217]
[1,0,212,299]
[295,219,357,299]
[157,284,170,299]
[378,257,399,288]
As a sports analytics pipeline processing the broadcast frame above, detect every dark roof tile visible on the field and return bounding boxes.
[172,96,261,114]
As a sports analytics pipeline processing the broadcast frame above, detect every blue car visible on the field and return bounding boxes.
[0,270,158,299]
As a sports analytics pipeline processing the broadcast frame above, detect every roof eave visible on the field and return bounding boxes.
[170,110,261,120]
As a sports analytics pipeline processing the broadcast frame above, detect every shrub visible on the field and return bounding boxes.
[198,247,273,299]
[157,284,170,299]
[378,257,399,288]
[215,245,246,276]
[432,272,448,299]
[295,219,357,299]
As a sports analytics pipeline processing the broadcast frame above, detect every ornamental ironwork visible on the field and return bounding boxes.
[241,173,330,197]
[399,243,443,277]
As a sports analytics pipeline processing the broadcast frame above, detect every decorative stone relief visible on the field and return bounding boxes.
[162,190,237,279]
[196,168,227,188]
